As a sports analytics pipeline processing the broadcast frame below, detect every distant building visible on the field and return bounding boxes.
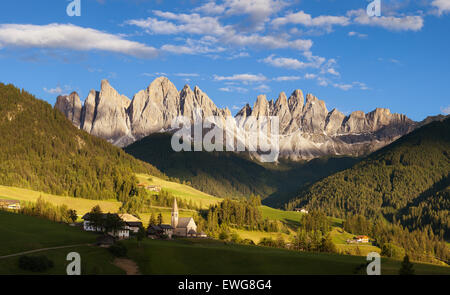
[356,235,369,243]
[138,183,162,192]
[146,185,162,192]
[294,208,309,214]
[0,199,21,210]
[347,235,370,244]
[171,198,198,237]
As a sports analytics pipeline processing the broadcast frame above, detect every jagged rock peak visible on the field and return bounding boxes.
[275,92,288,107]
[54,92,82,128]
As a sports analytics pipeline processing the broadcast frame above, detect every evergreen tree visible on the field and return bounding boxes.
[148,213,156,226]
[399,255,415,275]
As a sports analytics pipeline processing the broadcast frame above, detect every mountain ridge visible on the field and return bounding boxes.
[55,77,416,160]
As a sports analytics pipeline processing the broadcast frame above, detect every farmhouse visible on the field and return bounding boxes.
[82,213,143,239]
[147,185,162,192]
[0,199,21,210]
[148,224,174,239]
[346,235,370,244]
[294,208,309,214]
[118,213,143,233]
[138,183,161,192]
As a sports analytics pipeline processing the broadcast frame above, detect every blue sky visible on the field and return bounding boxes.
[0,0,449,121]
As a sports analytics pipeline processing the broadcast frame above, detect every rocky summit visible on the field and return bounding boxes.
[55,77,416,161]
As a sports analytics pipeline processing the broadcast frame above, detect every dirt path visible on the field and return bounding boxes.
[113,258,140,275]
[0,244,91,259]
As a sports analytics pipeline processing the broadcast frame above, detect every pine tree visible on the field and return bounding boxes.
[148,213,156,226]
[399,255,415,275]
[157,213,163,225]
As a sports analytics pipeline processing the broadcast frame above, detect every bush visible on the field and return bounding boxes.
[18,255,54,272]
[108,242,127,257]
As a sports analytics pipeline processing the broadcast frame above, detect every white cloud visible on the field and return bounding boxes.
[174,73,199,77]
[193,2,226,15]
[0,23,158,58]
[224,0,288,30]
[304,73,317,80]
[262,52,325,70]
[254,84,271,93]
[333,83,353,91]
[348,31,368,38]
[273,76,302,82]
[272,11,350,28]
[220,32,312,51]
[44,86,63,95]
[126,11,313,52]
[214,73,267,84]
[441,105,450,115]
[161,38,225,55]
[262,55,309,70]
[130,11,230,36]
[432,0,450,15]
[219,86,248,93]
[348,9,424,32]
[327,68,340,76]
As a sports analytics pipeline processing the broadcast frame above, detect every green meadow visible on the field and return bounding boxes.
[136,173,222,209]
[0,185,121,216]
[0,211,124,275]
[124,238,450,275]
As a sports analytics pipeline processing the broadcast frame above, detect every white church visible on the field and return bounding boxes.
[171,198,198,237]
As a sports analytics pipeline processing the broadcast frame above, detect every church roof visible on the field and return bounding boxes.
[176,217,193,228]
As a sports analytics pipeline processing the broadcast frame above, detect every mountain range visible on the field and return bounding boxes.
[55,77,417,160]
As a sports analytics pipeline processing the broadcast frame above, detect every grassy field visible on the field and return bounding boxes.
[136,173,222,209]
[232,229,291,244]
[260,205,303,228]
[0,210,124,275]
[0,210,97,256]
[0,185,121,216]
[124,238,450,275]
[0,245,124,275]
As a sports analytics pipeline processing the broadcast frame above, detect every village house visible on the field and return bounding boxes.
[118,213,143,233]
[147,224,174,239]
[137,183,161,192]
[0,199,21,210]
[82,213,143,239]
[294,208,309,214]
[146,185,161,192]
[346,235,370,244]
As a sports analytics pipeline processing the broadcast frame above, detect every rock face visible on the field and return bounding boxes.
[55,77,417,161]
[55,92,82,128]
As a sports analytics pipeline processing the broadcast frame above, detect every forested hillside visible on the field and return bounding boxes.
[124,133,358,201]
[0,83,163,201]
[285,117,450,238]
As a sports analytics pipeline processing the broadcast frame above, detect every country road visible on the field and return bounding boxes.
[0,244,91,259]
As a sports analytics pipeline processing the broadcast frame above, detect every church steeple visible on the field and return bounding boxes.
[171,198,179,229]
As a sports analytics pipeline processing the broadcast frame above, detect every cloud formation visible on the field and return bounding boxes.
[432,0,450,15]
[348,9,424,32]
[0,23,158,58]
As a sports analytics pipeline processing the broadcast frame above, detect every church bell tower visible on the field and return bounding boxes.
[171,198,179,229]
